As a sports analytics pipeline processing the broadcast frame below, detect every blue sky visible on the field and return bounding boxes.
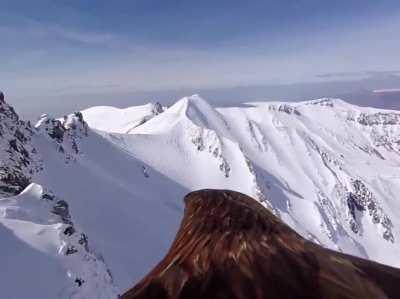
[1,1,400,117]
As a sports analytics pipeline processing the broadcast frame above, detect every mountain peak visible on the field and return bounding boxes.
[168,94,211,115]
[123,190,400,299]
[167,95,231,137]
[184,94,204,102]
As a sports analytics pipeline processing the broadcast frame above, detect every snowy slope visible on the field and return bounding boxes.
[1,92,400,298]
[82,102,163,134]
[0,183,118,299]
[85,95,400,269]
[0,94,186,298]
[33,115,187,291]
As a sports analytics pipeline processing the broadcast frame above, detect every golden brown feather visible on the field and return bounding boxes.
[123,189,400,299]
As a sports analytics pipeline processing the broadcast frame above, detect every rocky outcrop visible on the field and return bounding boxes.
[37,115,66,143]
[306,98,336,107]
[0,184,119,298]
[0,92,41,196]
[0,92,92,197]
[354,112,400,153]
[40,187,117,295]
[357,112,400,126]
[151,102,164,115]
[36,111,89,160]
[123,190,400,299]
[347,179,394,242]
[269,103,301,115]
[189,126,231,177]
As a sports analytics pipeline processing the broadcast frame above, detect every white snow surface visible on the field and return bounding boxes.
[83,95,400,269]
[1,94,400,298]
[0,184,118,299]
[82,102,163,134]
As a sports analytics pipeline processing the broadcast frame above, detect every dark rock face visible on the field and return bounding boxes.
[0,92,91,197]
[0,93,40,196]
[52,199,73,225]
[37,111,89,158]
[347,179,394,242]
[357,112,400,126]
[352,112,400,154]
[123,190,400,299]
[40,116,66,143]
[268,103,301,115]
[307,98,335,107]
[151,102,164,115]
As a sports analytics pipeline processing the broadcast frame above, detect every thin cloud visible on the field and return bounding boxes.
[373,88,400,94]
[316,72,366,79]
[49,83,122,94]
[0,15,119,46]
[316,70,400,79]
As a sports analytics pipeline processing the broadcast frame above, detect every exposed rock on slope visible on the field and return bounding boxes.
[123,190,400,299]
[0,183,118,298]
[0,92,92,197]
[0,93,185,295]
[36,111,89,158]
[0,92,40,196]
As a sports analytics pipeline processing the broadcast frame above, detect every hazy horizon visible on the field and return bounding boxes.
[1,1,399,119]
[6,75,400,121]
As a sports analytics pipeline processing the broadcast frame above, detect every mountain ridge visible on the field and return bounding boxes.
[84,94,400,268]
[1,92,400,298]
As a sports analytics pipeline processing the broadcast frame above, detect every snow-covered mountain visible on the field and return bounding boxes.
[84,95,400,264]
[0,92,185,298]
[1,92,400,298]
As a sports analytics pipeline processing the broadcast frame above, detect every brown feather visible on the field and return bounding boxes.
[123,189,400,299]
